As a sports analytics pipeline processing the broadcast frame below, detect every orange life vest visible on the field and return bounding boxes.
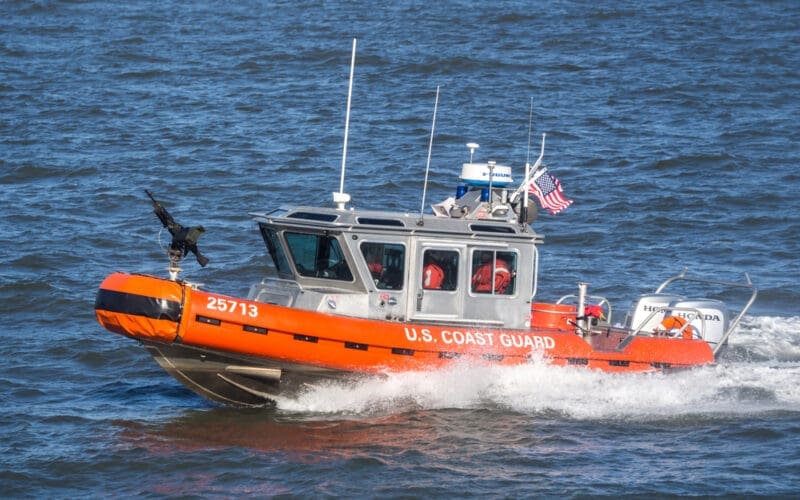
[658,316,694,340]
[472,260,511,294]
[423,263,444,289]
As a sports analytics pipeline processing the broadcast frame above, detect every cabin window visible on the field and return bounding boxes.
[360,242,405,290]
[259,226,292,277]
[471,250,516,295]
[284,232,353,281]
[357,217,405,227]
[422,249,459,291]
[287,212,339,222]
[469,224,516,234]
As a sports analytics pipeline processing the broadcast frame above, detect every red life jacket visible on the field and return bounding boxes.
[367,261,383,278]
[472,260,511,293]
[423,263,444,289]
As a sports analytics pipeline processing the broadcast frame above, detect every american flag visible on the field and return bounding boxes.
[528,167,573,215]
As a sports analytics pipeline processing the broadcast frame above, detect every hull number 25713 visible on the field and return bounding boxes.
[206,296,259,318]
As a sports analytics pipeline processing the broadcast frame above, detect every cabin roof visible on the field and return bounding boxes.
[251,205,544,243]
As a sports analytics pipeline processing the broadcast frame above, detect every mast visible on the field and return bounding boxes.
[334,38,357,210]
[522,98,534,224]
[418,85,440,223]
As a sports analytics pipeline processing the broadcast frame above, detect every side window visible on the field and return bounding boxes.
[422,249,459,291]
[259,226,292,276]
[471,250,516,295]
[284,232,353,281]
[360,242,405,290]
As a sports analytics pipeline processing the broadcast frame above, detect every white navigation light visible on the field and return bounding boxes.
[466,142,479,163]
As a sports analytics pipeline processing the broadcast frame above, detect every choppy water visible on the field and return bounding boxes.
[2,0,799,496]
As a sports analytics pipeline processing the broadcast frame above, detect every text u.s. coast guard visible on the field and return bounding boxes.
[404,327,555,349]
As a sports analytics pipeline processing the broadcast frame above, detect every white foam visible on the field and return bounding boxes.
[727,315,800,361]
[274,315,800,420]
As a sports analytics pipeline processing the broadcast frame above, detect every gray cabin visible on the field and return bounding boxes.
[248,178,543,330]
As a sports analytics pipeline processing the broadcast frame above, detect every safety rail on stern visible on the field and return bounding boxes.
[653,269,757,356]
[629,306,709,340]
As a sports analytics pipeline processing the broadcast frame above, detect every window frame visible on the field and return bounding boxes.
[421,248,460,291]
[259,225,293,278]
[469,248,518,296]
[359,241,406,290]
[284,231,355,282]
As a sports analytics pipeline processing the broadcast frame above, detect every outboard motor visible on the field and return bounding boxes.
[626,294,685,332]
[669,298,730,346]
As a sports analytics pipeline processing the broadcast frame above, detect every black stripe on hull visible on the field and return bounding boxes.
[95,288,182,322]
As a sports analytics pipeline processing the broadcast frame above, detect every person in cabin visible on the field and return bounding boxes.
[365,246,383,282]
[422,251,445,289]
[471,253,512,294]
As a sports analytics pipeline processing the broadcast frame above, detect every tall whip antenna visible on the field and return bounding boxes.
[526,97,534,165]
[521,98,534,224]
[334,37,357,210]
[418,85,440,223]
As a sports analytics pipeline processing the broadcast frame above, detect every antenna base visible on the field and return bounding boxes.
[332,192,351,210]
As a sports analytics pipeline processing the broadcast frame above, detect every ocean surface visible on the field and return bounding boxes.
[2,0,799,496]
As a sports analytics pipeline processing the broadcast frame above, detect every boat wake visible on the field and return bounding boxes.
[273,315,800,420]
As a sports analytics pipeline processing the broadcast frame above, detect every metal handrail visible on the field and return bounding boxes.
[556,294,613,325]
[653,268,758,356]
[257,276,305,291]
[629,306,706,340]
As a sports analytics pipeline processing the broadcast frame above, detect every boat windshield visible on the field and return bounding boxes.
[284,232,354,281]
[259,226,292,277]
[360,242,405,290]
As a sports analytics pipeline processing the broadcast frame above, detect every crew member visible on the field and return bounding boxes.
[472,254,512,294]
[367,256,383,281]
[422,252,445,289]
[362,245,384,283]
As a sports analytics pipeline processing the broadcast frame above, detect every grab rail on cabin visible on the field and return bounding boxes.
[254,276,306,291]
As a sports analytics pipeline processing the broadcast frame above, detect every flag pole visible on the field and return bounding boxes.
[513,133,546,200]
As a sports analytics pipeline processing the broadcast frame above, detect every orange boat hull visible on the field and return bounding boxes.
[95,272,716,406]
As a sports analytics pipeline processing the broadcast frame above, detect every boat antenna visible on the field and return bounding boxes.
[334,37,357,210]
[526,97,534,165]
[521,97,534,223]
[418,85,440,224]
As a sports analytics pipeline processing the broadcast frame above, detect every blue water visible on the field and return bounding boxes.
[2,0,799,496]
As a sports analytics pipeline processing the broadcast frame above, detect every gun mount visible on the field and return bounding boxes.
[145,190,208,279]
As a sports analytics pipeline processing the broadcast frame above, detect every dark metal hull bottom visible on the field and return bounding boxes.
[142,341,354,407]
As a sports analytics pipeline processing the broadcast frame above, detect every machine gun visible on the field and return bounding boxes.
[145,189,209,269]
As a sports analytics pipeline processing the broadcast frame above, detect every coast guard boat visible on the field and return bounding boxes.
[94,42,756,407]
